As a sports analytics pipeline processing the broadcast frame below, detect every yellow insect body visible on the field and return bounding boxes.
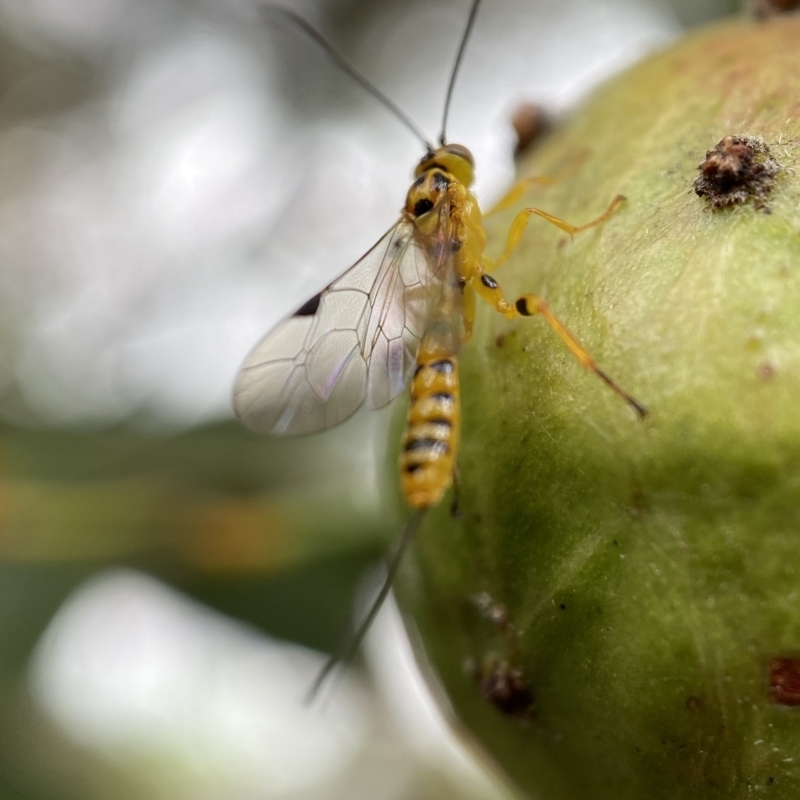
[234,141,644,507]
[234,0,646,695]
[401,322,461,509]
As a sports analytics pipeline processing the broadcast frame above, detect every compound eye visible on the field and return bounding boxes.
[443,143,474,167]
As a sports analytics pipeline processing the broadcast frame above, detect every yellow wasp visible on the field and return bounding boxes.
[234,0,646,695]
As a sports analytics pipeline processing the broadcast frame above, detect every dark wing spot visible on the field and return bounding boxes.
[294,293,322,317]
[413,198,435,217]
[515,297,532,316]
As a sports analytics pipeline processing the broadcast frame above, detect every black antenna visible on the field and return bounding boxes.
[439,0,483,146]
[306,509,426,704]
[261,6,435,152]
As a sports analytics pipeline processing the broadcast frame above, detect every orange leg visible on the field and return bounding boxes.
[486,175,555,216]
[486,149,591,216]
[468,266,646,419]
[461,281,476,342]
[493,194,626,271]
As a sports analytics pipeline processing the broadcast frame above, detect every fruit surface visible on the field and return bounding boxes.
[401,17,800,800]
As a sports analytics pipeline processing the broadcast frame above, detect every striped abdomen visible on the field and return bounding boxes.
[400,334,461,509]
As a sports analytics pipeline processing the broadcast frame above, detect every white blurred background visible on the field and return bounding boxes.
[0,0,736,798]
[0,0,732,430]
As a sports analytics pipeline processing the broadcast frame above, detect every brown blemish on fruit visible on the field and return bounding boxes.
[685,696,702,710]
[746,332,764,351]
[511,102,552,157]
[465,655,535,720]
[465,592,533,719]
[750,0,800,19]
[768,657,800,704]
[628,485,649,516]
[471,591,511,631]
[495,330,517,349]
[757,361,776,381]
[694,135,781,209]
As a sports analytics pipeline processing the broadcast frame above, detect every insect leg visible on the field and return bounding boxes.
[485,175,555,216]
[493,194,626,271]
[469,268,647,418]
[462,281,477,342]
[485,149,590,216]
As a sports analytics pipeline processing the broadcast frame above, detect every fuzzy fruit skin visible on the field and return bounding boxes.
[399,17,800,800]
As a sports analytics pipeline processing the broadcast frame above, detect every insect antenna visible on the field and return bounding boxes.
[438,0,483,146]
[306,509,427,704]
[260,6,435,152]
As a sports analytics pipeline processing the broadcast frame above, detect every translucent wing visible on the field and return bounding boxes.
[233,218,447,436]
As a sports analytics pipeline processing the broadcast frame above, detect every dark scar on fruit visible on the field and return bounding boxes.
[693,135,782,210]
[757,361,776,381]
[769,657,800,705]
[464,656,535,720]
[510,101,553,158]
[462,592,535,720]
[750,0,800,20]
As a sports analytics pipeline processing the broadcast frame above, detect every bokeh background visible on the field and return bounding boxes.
[0,0,739,797]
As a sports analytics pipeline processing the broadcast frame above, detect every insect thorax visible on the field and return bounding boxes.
[405,169,451,219]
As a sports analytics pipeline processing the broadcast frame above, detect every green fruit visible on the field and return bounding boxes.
[400,17,800,800]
